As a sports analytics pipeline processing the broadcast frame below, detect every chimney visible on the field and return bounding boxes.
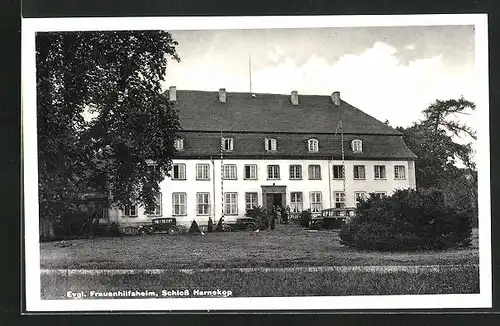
[169,86,177,102]
[290,90,299,105]
[331,91,341,106]
[219,88,227,103]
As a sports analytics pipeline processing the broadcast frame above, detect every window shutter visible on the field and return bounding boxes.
[265,138,269,151]
[230,138,234,151]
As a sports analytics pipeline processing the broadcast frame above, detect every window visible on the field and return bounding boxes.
[196,164,210,180]
[374,191,387,198]
[224,193,238,215]
[174,138,184,151]
[290,192,303,213]
[244,164,257,180]
[333,165,345,179]
[172,164,186,180]
[352,139,362,153]
[354,191,367,204]
[196,193,210,215]
[124,204,137,217]
[147,193,162,216]
[223,164,237,180]
[289,165,302,180]
[310,192,322,213]
[265,138,277,151]
[172,193,186,216]
[308,165,322,180]
[374,165,386,179]
[353,165,365,179]
[394,165,406,179]
[334,191,346,208]
[267,165,280,179]
[308,139,319,152]
[221,137,234,151]
[245,192,258,211]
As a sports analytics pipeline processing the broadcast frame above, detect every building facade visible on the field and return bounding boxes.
[109,87,417,228]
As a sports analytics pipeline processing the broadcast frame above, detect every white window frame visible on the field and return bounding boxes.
[267,165,280,180]
[308,139,319,152]
[223,164,237,180]
[221,137,234,151]
[333,165,345,179]
[146,193,162,216]
[224,192,238,215]
[245,192,258,211]
[310,191,323,213]
[124,204,138,217]
[374,191,387,198]
[334,191,346,208]
[352,139,362,153]
[244,164,257,180]
[354,191,367,204]
[289,165,302,180]
[172,163,186,180]
[374,165,386,179]
[172,192,187,216]
[308,164,322,180]
[196,164,210,180]
[353,165,366,179]
[290,192,303,213]
[265,138,277,151]
[196,192,210,216]
[394,165,406,179]
[174,138,184,151]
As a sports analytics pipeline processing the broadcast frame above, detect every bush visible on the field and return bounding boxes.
[339,189,472,251]
[299,210,312,228]
[247,206,269,230]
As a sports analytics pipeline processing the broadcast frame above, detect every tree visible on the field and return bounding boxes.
[36,31,180,238]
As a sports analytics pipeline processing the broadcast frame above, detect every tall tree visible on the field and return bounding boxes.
[36,31,180,237]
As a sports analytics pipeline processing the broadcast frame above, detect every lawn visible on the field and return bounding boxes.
[40,224,479,270]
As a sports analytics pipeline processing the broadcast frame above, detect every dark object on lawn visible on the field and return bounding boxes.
[207,218,214,233]
[225,218,257,232]
[309,208,355,230]
[299,210,312,227]
[270,207,277,230]
[339,188,472,251]
[215,217,223,232]
[108,222,122,237]
[188,220,203,234]
[138,217,180,235]
[246,206,269,230]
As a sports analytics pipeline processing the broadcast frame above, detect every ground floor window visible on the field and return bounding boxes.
[290,192,303,213]
[374,191,387,198]
[172,192,186,216]
[394,165,406,179]
[224,192,238,215]
[354,191,367,205]
[334,191,346,208]
[147,193,162,216]
[245,192,258,211]
[310,192,322,213]
[196,192,210,215]
[124,204,137,217]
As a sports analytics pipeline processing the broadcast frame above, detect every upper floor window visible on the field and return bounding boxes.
[308,139,319,152]
[244,164,257,180]
[172,164,186,180]
[333,165,345,179]
[124,204,138,217]
[353,165,365,179]
[374,165,386,179]
[196,164,210,180]
[308,165,322,180]
[265,138,277,151]
[289,165,302,180]
[394,165,406,179]
[223,164,237,180]
[267,165,280,179]
[174,138,184,151]
[351,139,362,153]
[221,137,234,151]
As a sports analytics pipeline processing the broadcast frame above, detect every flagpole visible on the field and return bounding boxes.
[220,131,224,223]
[249,54,253,95]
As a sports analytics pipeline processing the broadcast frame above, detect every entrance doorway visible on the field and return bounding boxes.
[266,193,283,210]
[261,185,286,211]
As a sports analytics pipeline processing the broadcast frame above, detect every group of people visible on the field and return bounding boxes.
[270,205,291,226]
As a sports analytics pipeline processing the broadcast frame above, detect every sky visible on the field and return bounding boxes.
[162,26,477,135]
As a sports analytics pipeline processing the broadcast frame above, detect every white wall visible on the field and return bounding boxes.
[110,158,415,227]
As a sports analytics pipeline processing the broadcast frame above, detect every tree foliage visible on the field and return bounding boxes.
[36,31,180,230]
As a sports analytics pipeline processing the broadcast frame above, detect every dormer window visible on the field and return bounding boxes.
[308,139,319,152]
[174,138,184,151]
[352,139,362,153]
[264,138,277,151]
[221,137,234,151]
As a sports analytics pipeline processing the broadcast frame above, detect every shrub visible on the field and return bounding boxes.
[247,206,269,230]
[299,210,312,228]
[340,189,472,251]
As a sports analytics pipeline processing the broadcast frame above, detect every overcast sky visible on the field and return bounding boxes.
[162,26,476,132]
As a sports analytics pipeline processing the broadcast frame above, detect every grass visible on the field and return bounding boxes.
[41,265,479,299]
[40,224,479,270]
